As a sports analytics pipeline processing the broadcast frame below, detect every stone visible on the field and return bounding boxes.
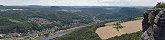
[141,9,165,40]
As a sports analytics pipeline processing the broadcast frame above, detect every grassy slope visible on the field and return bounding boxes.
[53,23,105,40]
[108,31,142,40]
[53,20,143,40]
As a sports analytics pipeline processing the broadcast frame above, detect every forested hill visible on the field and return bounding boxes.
[0,6,149,34]
[0,10,93,33]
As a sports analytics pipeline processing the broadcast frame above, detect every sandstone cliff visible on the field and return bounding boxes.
[141,8,165,40]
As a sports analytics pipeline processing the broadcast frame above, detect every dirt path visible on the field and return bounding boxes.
[96,20,142,40]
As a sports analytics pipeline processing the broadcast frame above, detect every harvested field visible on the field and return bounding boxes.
[96,20,142,40]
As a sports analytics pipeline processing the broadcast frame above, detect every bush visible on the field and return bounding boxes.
[155,2,165,8]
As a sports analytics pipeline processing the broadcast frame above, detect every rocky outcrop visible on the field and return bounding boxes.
[141,8,165,40]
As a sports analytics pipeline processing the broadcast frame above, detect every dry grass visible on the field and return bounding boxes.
[96,20,142,40]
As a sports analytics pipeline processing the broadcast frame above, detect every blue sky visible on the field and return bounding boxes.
[0,0,165,6]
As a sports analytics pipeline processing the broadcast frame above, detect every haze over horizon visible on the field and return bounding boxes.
[0,0,165,6]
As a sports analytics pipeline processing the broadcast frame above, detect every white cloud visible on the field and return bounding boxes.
[0,0,165,6]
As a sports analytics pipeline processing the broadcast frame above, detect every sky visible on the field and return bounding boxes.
[0,0,165,6]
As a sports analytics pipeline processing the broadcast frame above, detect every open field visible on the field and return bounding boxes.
[96,20,142,40]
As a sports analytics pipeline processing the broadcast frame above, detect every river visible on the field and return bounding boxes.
[37,23,95,40]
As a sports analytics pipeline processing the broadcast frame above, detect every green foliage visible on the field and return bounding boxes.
[0,10,93,33]
[53,23,105,40]
[0,7,148,34]
[108,31,142,40]
[148,12,156,25]
[155,2,165,8]
[54,21,142,40]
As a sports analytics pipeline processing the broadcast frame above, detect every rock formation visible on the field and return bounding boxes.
[141,8,165,40]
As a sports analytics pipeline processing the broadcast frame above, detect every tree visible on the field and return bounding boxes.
[155,2,165,8]
[148,11,156,26]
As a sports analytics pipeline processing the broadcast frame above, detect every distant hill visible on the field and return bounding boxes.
[0,6,149,34]
[51,7,149,40]
[0,5,3,6]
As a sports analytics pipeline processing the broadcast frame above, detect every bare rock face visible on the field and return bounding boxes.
[142,11,150,32]
[141,9,165,40]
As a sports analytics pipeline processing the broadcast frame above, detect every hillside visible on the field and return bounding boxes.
[52,18,143,40]
[108,31,142,40]
[0,6,149,39]
[96,19,142,40]
[0,10,93,33]
[53,22,105,40]
[0,7,148,34]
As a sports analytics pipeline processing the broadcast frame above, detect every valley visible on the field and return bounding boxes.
[0,6,149,40]
[0,0,164,40]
